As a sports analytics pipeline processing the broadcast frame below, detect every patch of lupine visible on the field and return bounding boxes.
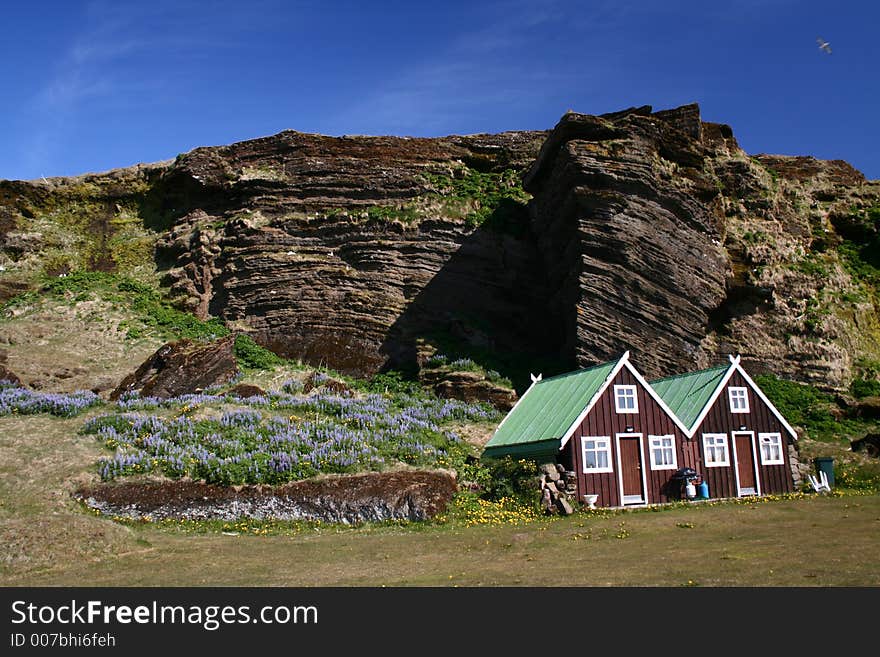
[85,390,498,485]
[219,409,262,427]
[113,386,499,424]
[281,379,304,394]
[0,382,101,417]
[425,353,448,368]
[114,391,226,411]
[245,390,497,425]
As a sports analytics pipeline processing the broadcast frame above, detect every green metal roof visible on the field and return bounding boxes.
[481,438,560,461]
[483,358,620,454]
[650,365,729,431]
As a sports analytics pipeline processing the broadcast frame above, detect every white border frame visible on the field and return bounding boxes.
[581,435,613,474]
[758,432,785,465]
[731,430,761,497]
[728,386,750,413]
[702,433,730,467]
[648,434,678,470]
[614,384,639,414]
[615,432,647,505]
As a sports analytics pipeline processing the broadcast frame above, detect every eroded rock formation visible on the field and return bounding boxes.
[524,104,880,385]
[110,334,238,400]
[524,105,729,378]
[75,469,458,523]
[155,130,558,379]
[2,103,879,392]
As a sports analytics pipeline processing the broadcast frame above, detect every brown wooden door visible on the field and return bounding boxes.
[618,436,644,502]
[734,432,757,494]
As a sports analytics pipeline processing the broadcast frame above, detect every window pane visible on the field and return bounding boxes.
[584,438,610,470]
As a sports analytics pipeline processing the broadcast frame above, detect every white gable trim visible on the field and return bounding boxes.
[685,355,798,440]
[558,352,692,451]
[558,352,630,451]
[622,360,692,436]
[731,358,798,440]
[684,360,738,438]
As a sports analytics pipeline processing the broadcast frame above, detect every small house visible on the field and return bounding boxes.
[483,352,692,508]
[483,353,798,508]
[650,355,797,499]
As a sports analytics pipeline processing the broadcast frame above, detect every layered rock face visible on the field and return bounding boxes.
[2,104,879,391]
[524,105,728,378]
[154,130,558,378]
[524,104,880,385]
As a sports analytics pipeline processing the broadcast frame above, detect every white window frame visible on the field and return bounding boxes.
[648,434,677,470]
[614,385,639,414]
[581,436,613,474]
[758,432,785,465]
[728,386,750,413]
[702,433,730,467]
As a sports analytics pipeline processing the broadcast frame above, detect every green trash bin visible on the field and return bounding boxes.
[814,457,835,487]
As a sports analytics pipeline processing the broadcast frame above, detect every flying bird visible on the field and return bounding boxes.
[817,37,832,54]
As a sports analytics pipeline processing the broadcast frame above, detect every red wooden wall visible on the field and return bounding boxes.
[559,368,793,508]
[692,371,794,498]
[563,367,691,508]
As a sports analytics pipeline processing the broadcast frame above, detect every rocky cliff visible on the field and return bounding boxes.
[1,104,879,391]
[153,130,558,378]
[524,104,880,386]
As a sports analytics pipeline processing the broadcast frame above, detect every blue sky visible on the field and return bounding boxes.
[1,0,878,180]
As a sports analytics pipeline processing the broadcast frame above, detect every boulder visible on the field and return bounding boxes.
[851,434,880,458]
[110,334,239,400]
[555,495,574,516]
[301,371,353,395]
[421,369,517,411]
[226,383,267,399]
[854,397,880,419]
[541,488,554,514]
[0,349,22,386]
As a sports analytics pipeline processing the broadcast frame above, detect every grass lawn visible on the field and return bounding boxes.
[2,414,879,587]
